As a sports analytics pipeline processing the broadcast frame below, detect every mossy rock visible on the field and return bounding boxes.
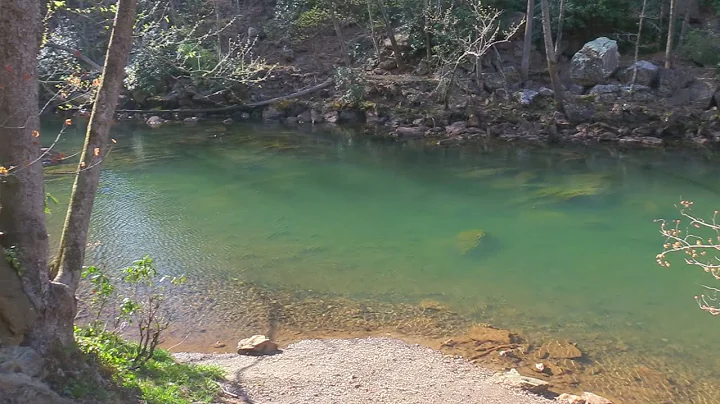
[455,229,487,255]
[455,167,514,180]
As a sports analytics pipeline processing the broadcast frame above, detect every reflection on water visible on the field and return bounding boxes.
[44,120,720,403]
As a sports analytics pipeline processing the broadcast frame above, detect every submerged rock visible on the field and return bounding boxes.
[237,335,278,355]
[491,368,549,394]
[558,393,586,404]
[582,392,614,404]
[455,229,487,255]
[570,37,620,86]
[535,340,583,360]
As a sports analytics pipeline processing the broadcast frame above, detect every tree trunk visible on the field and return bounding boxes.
[678,0,692,48]
[0,0,53,350]
[658,0,667,47]
[540,0,564,112]
[329,6,351,66]
[554,0,566,56]
[665,0,677,68]
[52,0,139,294]
[377,0,405,70]
[423,0,432,60]
[366,0,381,60]
[521,0,535,82]
[631,0,649,88]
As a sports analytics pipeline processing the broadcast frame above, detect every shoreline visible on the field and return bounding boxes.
[174,337,559,404]
[146,280,717,404]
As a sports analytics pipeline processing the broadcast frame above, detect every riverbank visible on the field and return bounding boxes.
[175,338,558,404]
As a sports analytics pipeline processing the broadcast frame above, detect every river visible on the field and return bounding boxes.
[43,119,720,403]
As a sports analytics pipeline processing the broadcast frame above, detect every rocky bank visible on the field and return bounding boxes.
[113,35,720,150]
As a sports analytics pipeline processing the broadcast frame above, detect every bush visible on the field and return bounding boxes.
[680,29,720,67]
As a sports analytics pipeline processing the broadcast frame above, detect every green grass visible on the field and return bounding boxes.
[70,326,224,404]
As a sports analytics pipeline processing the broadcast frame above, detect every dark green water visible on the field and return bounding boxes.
[43,120,720,401]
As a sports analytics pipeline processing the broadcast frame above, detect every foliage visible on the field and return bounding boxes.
[334,67,367,104]
[72,326,224,404]
[656,201,720,315]
[81,255,186,368]
[680,29,720,67]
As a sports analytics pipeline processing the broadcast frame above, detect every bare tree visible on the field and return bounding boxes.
[376,0,406,70]
[52,0,139,297]
[521,0,535,82]
[329,4,351,66]
[429,2,522,108]
[656,200,720,315]
[540,0,564,112]
[631,0,649,88]
[665,0,677,68]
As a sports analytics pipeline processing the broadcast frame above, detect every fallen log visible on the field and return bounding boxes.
[115,78,334,115]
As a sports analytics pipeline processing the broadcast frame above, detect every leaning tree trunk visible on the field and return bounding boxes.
[0,0,54,351]
[377,0,405,70]
[521,0,535,82]
[53,0,139,296]
[540,0,564,113]
[329,6,351,66]
[665,0,677,68]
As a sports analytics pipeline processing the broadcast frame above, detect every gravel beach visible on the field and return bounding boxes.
[175,337,556,404]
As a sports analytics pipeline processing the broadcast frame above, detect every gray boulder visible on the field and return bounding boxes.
[518,89,539,105]
[570,37,620,86]
[262,106,285,121]
[482,73,506,92]
[657,68,694,97]
[618,60,659,87]
[589,84,621,102]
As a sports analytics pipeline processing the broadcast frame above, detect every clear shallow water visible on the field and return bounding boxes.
[43,120,720,401]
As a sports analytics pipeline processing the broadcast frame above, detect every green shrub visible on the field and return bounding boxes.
[681,29,720,67]
[74,326,224,404]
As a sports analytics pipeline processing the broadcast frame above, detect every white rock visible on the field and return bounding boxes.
[237,335,278,355]
[491,368,549,394]
[582,392,613,404]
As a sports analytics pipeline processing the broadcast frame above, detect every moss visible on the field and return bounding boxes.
[455,229,487,255]
[532,173,610,201]
[455,167,513,179]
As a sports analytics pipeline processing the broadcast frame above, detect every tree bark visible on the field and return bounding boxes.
[632,0,649,88]
[377,0,405,70]
[658,0,667,47]
[554,0,566,56]
[665,0,677,68]
[329,5,351,66]
[423,0,432,60]
[52,0,139,294]
[521,0,535,82]
[0,0,74,354]
[540,0,564,112]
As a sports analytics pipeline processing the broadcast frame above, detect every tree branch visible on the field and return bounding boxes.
[45,42,103,72]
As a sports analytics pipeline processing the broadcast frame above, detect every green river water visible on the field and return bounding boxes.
[43,120,720,402]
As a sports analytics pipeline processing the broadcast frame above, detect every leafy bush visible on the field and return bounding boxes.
[74,326,224,404]
[680,29,720,67]
[334,67,367,104]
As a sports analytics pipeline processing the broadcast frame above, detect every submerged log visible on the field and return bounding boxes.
[115,78,334,115]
